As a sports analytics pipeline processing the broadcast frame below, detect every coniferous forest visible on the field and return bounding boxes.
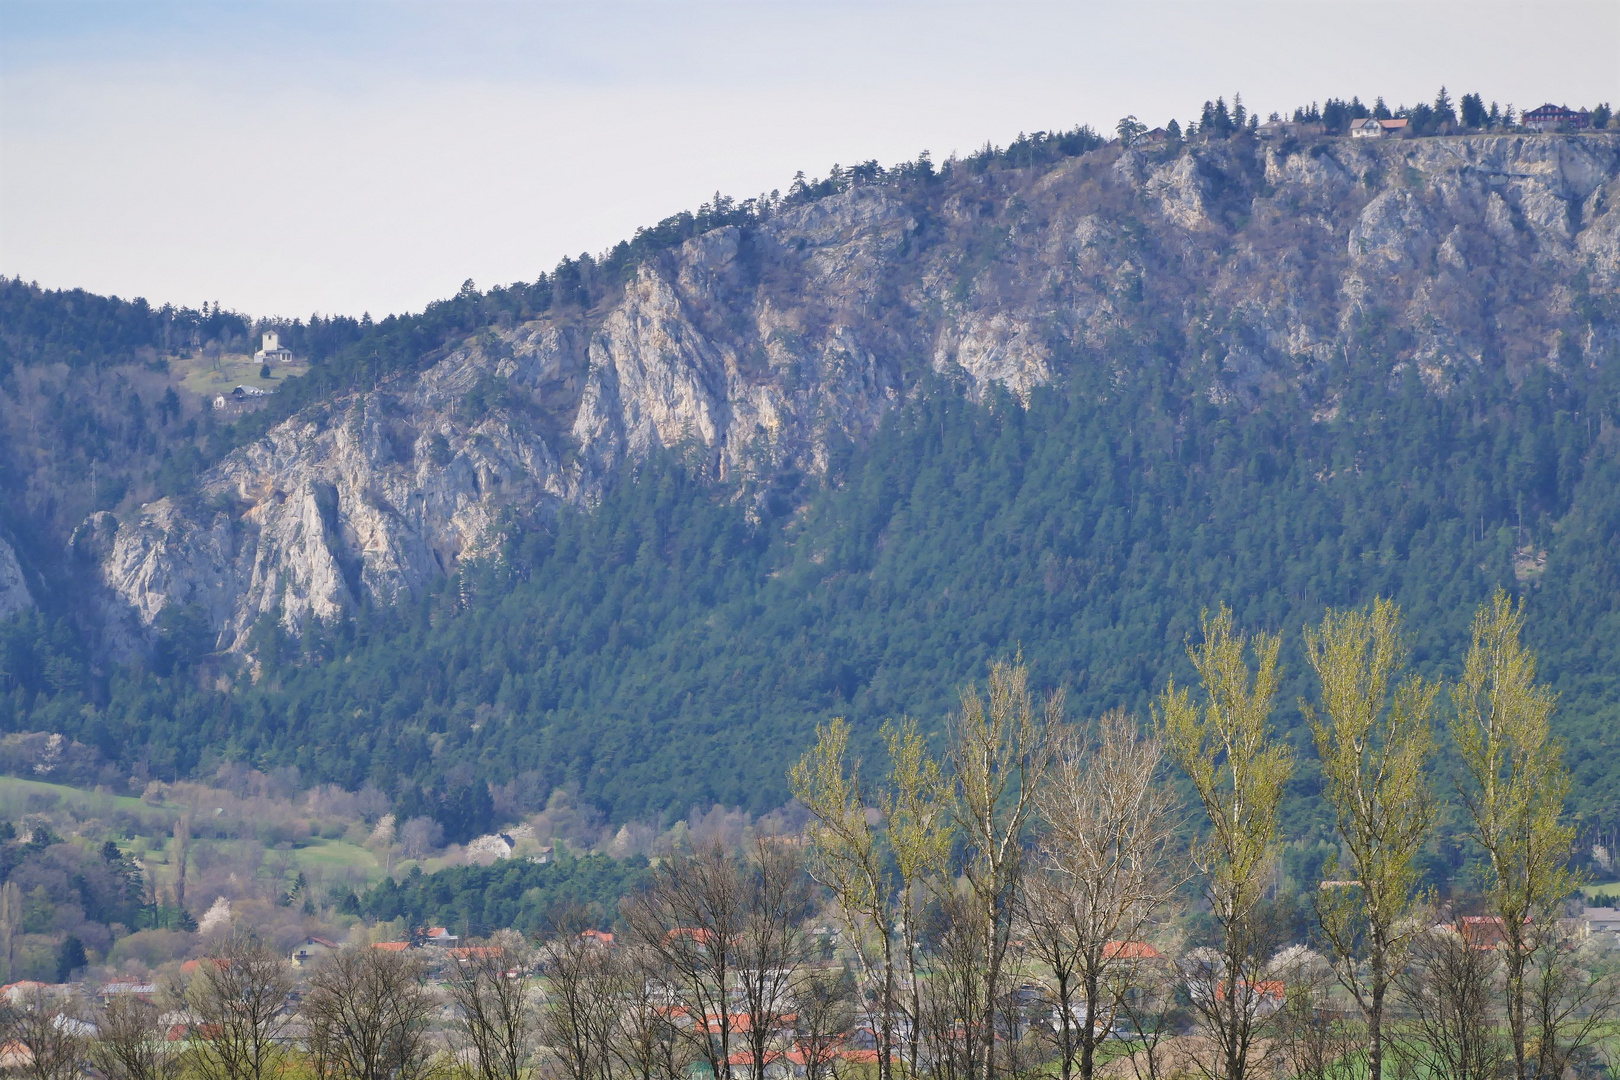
[5,322,1620,854]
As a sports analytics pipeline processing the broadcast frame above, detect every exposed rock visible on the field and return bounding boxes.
[86,134,1620,650]
[0,536,32,622]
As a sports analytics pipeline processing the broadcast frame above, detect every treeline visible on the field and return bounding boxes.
[0,280,251,377]
[1162,88,1617,140]
[354,851,652,935]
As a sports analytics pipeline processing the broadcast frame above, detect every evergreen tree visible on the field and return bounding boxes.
[1435,86,1457,127]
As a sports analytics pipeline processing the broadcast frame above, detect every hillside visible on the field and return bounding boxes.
[3,129,1620,843]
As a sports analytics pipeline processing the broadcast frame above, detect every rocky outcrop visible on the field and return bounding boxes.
[86,133,1620,650]
[0,536,32,622]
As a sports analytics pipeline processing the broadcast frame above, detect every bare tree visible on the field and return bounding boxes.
[1,988,91,1080]
[1270,947,1354,1080]
[624,842,747,1080]
[537,910,619,1080]
[1110,938,1187,1080]
[92,994,186,1080]
[0,881,19,981]
[1526,919,1620,1079]
[1392,925,1507,1080]
[791,716,951,1080]
[1017,873,1086,1079]
[736,838,813,1080]
[792,965,857,1080]
[949,657,1057,1080]
[1027,710,1179,1080]
[611,945,692,1080]
[400,818,444,860]
[184,930,295,1080]
[171,812,191,909]
[305,946,440,1080]
[1158,606,1293,1080]
[917,890,987,1080]
[444,932,535,1080]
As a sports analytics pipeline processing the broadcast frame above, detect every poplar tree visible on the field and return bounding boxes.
[1158,605,1292,1080]
[1304,598,1437,1080]
[791,716,950,1080]
[1452,590,1575,1080]
[949,658,1057,1080]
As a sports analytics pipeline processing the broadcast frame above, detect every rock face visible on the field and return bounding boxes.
[86,134,1620,651]
[0,536,33,622]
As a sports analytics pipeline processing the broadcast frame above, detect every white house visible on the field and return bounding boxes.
[289,936,341,967]
[254,331,294,364]
[1349,118,1383,138]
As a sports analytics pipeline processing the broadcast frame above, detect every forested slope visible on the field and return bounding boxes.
[2,128,1619,851]
[10,346,1620,844]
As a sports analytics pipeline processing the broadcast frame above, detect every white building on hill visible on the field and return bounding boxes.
[255,331,294,364]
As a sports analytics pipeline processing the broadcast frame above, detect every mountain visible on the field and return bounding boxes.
[3,130,1620,837]
[77,134,1620,651]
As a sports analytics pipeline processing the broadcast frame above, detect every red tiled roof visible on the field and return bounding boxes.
[1215,980,1285,1002]
[1104,940,1163,960]
[371,941,411,952]
[446,946,504,959]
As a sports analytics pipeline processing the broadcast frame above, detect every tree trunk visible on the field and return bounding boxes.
[1080,969,1099,1080]
[1055,968,1076,1080]
[1223,950,1243,1080]
[879,932,894,1080]
[981,906,999,1080]
[1506,935,1528,1080]
[1367,962,1385,1080]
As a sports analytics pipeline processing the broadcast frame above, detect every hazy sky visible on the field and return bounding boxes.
[3,1,1617,319]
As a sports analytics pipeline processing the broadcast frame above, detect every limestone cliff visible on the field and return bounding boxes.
[84,133,1620,651]
[0,537,32,622]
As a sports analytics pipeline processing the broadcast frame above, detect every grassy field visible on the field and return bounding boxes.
[292,838,383,879]
[1585,880,1620,900]
[172,350,310,400]
[0,774,172,827]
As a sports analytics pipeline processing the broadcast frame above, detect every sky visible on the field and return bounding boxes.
[2,1,1617,320]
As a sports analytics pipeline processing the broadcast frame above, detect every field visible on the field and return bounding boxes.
[171,350,310,401]
[0,774,173,829]
[291,838,383,879]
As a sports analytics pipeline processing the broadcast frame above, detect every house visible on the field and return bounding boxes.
[0,981,47,1005]
[289,936,341,967]
[422,927,459,946]
[445,945,505,962]
[1257,120,1327,138]
[254,331,294,364]
[1583,905,1620,940]
[1522,104,1590,132]
[1377,118,1409,136]
[580,929,614,946]
[1457,915,1508,949]
[1104,940,1165,963]
[371,940,411,952]
[1349,118,1383,138]
[98,979,159,1001]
